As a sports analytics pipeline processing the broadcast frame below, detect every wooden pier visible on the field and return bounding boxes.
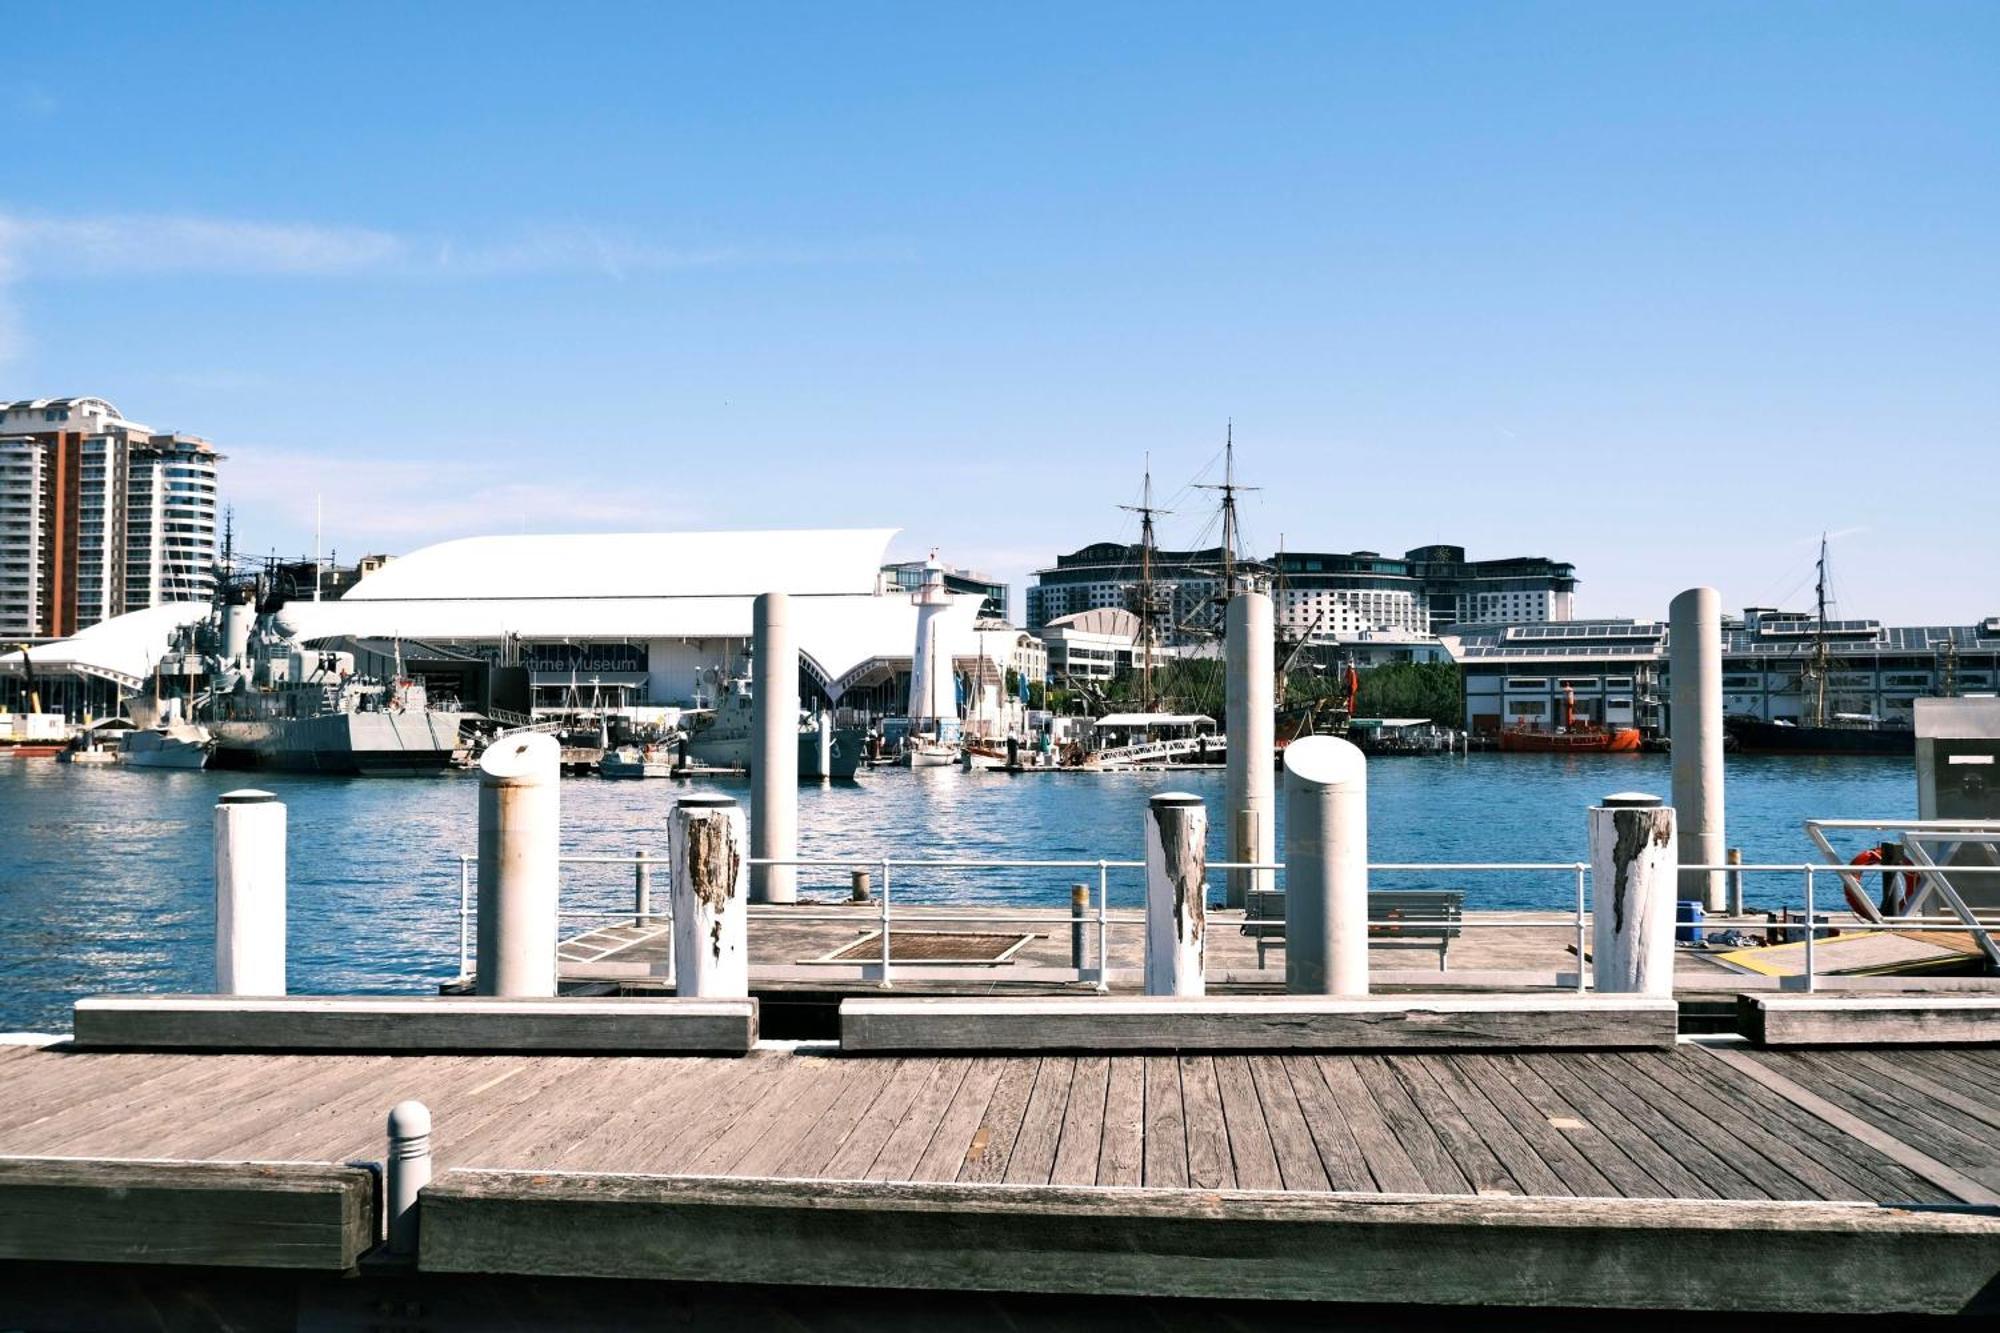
[2,1023,1998,1327]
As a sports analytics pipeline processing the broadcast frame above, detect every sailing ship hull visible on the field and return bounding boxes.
[1498,726,1642,753]
[210,711,466,775]
[1725,716,1914,756]
[686,726,865,778]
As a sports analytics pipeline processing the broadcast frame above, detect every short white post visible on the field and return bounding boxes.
[751,592,798,904]
[475,731,560,997]
[1224,589,1275,908]
[214,789,286,995]
[1282,736,1370,996]
[1588,792,1678,995]
[1669,586,1727,910]
[1144,792,1207,996]
[385,1099,431,1257]
[670,794,749,997]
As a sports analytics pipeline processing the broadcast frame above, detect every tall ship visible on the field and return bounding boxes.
[1727,538,1915,756]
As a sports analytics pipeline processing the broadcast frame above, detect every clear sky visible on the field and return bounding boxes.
[2,2,1994,623]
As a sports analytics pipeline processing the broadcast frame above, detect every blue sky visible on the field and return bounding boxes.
[2,2,1994,622]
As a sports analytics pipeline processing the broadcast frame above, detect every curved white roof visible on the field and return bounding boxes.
[346,529,899,602]
[3,602,209,688]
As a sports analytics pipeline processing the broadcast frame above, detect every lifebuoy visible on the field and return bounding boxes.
[1845,849,1918,919]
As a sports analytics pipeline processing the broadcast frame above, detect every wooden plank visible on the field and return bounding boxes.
[1345,1055,1472,1195]
[0,1052,287,1147]
[1279,1055,1379,1192]
[1000,1057,1072,1186]
[822,1059,946,1180]
[1670,1047,1953,1206]
[956,1057,1040,1185]
[1416,1055,1568,1197]
[1382,1056,1523,1195]
[838,995,1677,1053]
[1603,1053,1836,1201]
[0,1158,371,1270]
[774,1057,905,1180]
[1520,1055,1720,1199]
[865,1058,974,1182]
[108,1055,389,1161]
[72,995,757,1054]
[1178,1055,1235,1190]
[1246,1055,1331,1192]
[645,1056,819,1176]
[650,1056,834,1178]
[1741,995,2000,1046]
[1780,1051,2000,1173]
[1450,1054,1618,1198]
[1139,1057,1187,1189]
[911,1058,1008,1183]
[1048,1056,1109,1187]
[488,1057,718,1172]
[730,1058,874,1178]
[1569,1053,1780,1200]
[1214,1056,1283,1191]
[1698,1046,2000,1206]
[1095,1057,1146,1187]
[1311,1055,1431,1194]
[1909,1048,2000,1101]
[1481,1054,1667,1199]
[419,1169,2000,1315]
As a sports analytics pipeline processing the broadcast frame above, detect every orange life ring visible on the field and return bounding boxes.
[1845,849,1917,918]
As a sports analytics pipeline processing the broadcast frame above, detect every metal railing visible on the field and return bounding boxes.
[449,848,2000,994]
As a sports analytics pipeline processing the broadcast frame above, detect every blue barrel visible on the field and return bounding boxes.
[1676,900,1705,944]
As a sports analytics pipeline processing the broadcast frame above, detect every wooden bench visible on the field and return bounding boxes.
[71,995,758,1054]
[1244,889,1466,969]
[839,994,1679,1052]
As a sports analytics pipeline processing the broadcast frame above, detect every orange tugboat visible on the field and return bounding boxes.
[1499,685,1642,753]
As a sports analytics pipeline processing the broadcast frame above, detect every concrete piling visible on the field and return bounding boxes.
[1588,792,1678,995]
[475,732,560,998]
[1282,736,1370,996]
[751,592,799,904]
[1224,589,1275,908]
[1669,586,1727,911]
[851,868,872,903]
[385,1099,432,1257]
[214,789,287,996]
[1070,883,1089,970]
[670,794,749,998]
[1144,793,1207,996]
[633,849,653,929]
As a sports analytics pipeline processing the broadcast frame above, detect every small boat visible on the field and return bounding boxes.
[901,734,959,767]
[1498,723,1643,753]
[120,722,215,769]
[57,720,125,765]
[600,743,675,779]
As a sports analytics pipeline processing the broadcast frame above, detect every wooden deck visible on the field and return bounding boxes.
[1,1040,1992,1204]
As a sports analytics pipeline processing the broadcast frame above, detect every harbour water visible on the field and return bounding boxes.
[0,753,1913,1031]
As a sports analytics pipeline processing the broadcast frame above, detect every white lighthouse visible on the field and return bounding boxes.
[902,552,960,763]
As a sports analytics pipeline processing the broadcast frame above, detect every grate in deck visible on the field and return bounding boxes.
[812,930,1035,965]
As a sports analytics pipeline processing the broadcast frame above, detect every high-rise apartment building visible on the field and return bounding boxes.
[0,397,221,637]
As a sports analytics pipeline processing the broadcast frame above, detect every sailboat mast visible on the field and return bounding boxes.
[1813,533,1830,727]
[1140,467,1156,711]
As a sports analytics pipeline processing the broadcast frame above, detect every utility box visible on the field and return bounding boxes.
[1916,698,2000,821]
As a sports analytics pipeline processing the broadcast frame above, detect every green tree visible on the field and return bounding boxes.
[1353,661,1463,726]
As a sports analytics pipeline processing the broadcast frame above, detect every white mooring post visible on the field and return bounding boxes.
[1224,588,1275,909]
[475,731,560,998]
[751,591,798,904]
[1144,792,1207,996]
[1282,736,1370,996]
[1588,792,1678,995]
[214,789,287,995]
[1669,586,1727,911]
[670,794,750,998]
[385,1099,432,1257]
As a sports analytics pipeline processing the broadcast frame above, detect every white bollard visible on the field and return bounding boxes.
[1282,736,1370,996]
[751,592,798,904]
[475,731,560,997]
[385,1099,431,1257]
[1669,587,1727,911]
[1588,792,1678,995]
[816,709,834,781]
[670,794,750,997]
[1144,793,1207,996]
[1224,589,1275,909]
[214,789,287,995]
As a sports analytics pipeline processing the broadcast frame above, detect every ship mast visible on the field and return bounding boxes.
[1811,533,1830,728]
[1193,421,1259,600]
[1119,458,1169,713]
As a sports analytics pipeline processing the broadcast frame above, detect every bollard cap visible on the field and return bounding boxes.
[479,731,559,784]
[1283,735,1366,787]
[387,1098,431,1141]
[1600,791,1664,808]
[218,788,278,805]
[677,793,739,809]
[1149,791,1204,807]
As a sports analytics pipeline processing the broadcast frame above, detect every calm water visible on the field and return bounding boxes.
[0,752,1913,1031]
